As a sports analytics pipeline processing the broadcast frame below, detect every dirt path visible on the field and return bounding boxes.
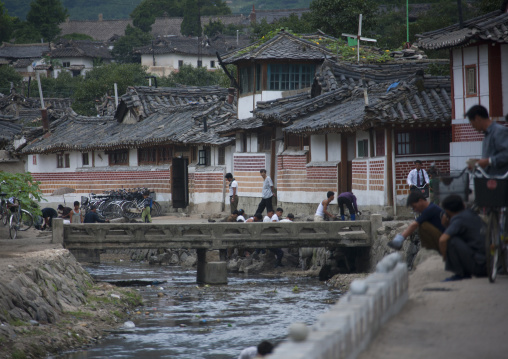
[358,255,508,359]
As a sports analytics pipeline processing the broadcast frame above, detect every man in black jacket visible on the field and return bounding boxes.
[84,206,109,223]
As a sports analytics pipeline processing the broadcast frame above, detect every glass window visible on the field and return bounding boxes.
[395,129,451,156]
[258,132,271,152]
[178,60,183,68]
[210,60,215,68]
[357,139,369,158]
[239,66,253,94]
[269,64,315,91]
[82,153,89,166]
[108,150,129,166]
[158,146,172,164]
[197,60,202,68]
[138,148,157,164]
[218,147,225,165]
[57,154,70,168]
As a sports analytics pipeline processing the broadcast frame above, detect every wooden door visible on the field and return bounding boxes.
[172,157,189,208]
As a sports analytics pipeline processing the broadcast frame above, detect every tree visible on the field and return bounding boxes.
[309,0,377,38]
[72,63,149,116]
[203,19,225,37]
[131,0,183,33]
[0,172,44,217]
[158,64,230,87]
[26,0,68,42]
[111,25,153,63]
[181,0,202,36]
[0,1,14,43]
[0,66,22,94]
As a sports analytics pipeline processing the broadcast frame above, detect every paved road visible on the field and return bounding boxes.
[358,255,508,359]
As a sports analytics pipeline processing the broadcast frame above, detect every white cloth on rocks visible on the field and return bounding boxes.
[238,346,258,359]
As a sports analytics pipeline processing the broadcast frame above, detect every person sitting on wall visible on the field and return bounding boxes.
[387,191,445,251]
[439,194,487,282]
[84,205,110,223]
[280,213,295,222]
[337,192,360,221]
[407,160,430,191]
[315,191,336,221]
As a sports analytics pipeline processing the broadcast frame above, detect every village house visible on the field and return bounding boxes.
[0,42,50,80]
[20,85,238,212]
[44,39,114,78]
[218,31,451,215]
[417,5,508,171]
[135,35,251,77]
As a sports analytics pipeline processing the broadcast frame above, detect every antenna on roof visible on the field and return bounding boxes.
[341,14,377,63]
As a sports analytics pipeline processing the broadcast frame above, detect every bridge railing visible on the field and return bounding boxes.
[53,215,382,250]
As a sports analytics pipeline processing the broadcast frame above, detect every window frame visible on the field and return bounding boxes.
[210,60,215,68]
[218,147,225,165]
[395,128,451,156]
[107,149,129,166]
[357,139,369,158]
[375,130,385,156]
[239,66,254,95]
[178,60,183,68]
[197,60,202,68]
[82,152,89,166]
[258,132,272,152]
[268,64,315,91]
[56,153,70,168]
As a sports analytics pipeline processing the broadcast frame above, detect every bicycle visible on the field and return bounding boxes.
[473,166,508,283]
[6,194,34,239]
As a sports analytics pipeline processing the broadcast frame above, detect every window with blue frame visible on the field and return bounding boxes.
[269,64,315,91]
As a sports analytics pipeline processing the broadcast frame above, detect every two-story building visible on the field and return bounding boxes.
[417,6,508,171]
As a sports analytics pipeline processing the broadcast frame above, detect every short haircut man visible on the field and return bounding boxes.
[256,169,275,215]
[327,191,334,198]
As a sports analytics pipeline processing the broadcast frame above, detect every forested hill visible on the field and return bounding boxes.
[2,0,314,20]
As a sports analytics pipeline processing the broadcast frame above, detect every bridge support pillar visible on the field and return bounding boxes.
[52,218,64,244]
[196,249,228,285]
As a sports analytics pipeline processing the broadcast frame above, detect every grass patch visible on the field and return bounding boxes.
[11,350,27,359]
[65,311,93,320]
[9,319,27,327]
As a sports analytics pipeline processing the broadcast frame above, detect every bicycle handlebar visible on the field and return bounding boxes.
[473,165,508,180]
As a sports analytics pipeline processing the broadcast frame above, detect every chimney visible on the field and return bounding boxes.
[249,5,256,23]
[98,13,103,21]
[227,87,235,105]
[41,109,49,133]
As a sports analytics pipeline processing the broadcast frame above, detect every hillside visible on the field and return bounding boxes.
[2,0,313,20]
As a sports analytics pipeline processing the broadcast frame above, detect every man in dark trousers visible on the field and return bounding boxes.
[255,169,275,215]
[84,205,109,223]
[439,194,486,281]
[337,192,359,221]
[407,160,429,190]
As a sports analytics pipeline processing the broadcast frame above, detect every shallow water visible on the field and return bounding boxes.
[55,262,341,359]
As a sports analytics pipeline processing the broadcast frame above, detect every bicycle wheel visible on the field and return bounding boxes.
[122,201,140,219]
[486,211,501,283]
[18,209,33,231]
[1,207,8,226]
[9,213,19,239]
[152,201,162,217]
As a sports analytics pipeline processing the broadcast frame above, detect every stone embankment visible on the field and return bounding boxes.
[0,245,142,359]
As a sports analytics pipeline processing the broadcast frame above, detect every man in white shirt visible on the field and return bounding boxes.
[225,173,238,214]
[280,213,294,222]
[271,208,283,222]
[407,160,429,191]
[263,210,275,222]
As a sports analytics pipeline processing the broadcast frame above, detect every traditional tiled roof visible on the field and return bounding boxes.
[47,39,113,59]
[220,31,335,64]
[22,101,236,154]
[12,58,33,68]
[0,43,50,60]
[114,85,229,120]
[0,117,23,143]
[364,76,452,125]
[135,35,251,57]
[417,9,508,50]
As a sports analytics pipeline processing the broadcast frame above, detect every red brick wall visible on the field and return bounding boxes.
[452,123,484,142]
[277,155,338,193]
[233,154,267,194]
[395,159,449,196]
[32,170,170,195]
[352,161,368,191]
[193,172,224,194]
[369,160,385,191]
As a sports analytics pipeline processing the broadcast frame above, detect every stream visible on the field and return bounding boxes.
[54,261,341,359]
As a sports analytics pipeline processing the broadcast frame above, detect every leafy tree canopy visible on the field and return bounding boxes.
[309,0,377,38]
[203,19,244,37]
[0,1,15,42]
[12,21,41,44]
[158,63,230,87]
[181,0,202,36]
[72,63,149,115]
[26,0,68,42]
[0,65,23,94]
[0,172,44,217]
[111,24,153,63]
[250,13,315,39]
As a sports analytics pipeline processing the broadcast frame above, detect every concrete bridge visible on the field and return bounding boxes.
[52,215,381,284]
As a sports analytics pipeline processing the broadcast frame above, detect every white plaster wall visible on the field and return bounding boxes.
[226,145,235,174]
[28,152,81,173]
[502,44,508,115]
[478,44,490,107]
[311,135,326,162]
[235,133,243,152]
[450,141,483,171]
[328,134,341,161]
[94,151,108,167]
[143,53,217,71]
[238,94,262,119]
[354,189,385,206]
[249,133,258,152]
[452,48,464,119]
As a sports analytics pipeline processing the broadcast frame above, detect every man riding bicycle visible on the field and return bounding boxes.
[407,160,430,191]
